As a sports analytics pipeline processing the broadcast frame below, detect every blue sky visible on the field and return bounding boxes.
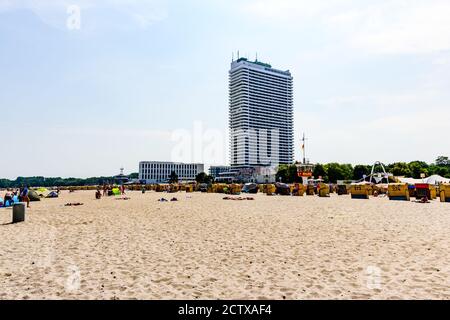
[1,0,449,179]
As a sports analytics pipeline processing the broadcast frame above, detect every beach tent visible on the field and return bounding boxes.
[3,196,18,207]
[46,191,59,198]
[0,195,19,207]
[397,177,420,185]
[28,190,41,201]
[398,175,450,185]
[35,187,49,198]
[426,175,450,184]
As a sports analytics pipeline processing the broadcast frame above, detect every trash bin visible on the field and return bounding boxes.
[13,203,26,223]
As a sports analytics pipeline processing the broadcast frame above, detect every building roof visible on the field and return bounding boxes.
[140,161,204,165]
[231,57,291,76]
[236,57,272,68]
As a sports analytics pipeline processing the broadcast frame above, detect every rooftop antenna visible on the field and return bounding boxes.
[237,50,240,59]
[232,52,234,62]
[255,52,258,62]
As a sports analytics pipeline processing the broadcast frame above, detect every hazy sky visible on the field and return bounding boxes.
[1,0,449,179]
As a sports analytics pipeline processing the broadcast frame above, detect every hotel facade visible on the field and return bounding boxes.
[229,57,294,167]
[139,161,204,183]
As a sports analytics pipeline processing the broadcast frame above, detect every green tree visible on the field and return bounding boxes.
[324,163,337,183]
[390,162,412,177]
[287,165,301,183]
[341,164,354,180]
[168,171,179,184]
[325,163,353,183]
[409,161,429,179]
[195,172,213,184]
[276,165,289,183]
[433,166,449,177]
[275,164,302,183]
[436,156,449,166]
[353,165,371,181]
[129,173,139,179]
[313,164,326,180]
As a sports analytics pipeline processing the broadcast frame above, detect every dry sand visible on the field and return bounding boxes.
[0,190,449,300]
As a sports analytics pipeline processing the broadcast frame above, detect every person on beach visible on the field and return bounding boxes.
[121,184,125,195]
[95,187,102,200]
[20,186,30,208]
[3,190,13,206]
[103,184,107,197]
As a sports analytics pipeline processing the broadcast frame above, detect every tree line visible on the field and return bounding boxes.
[0,173,139,188]
[276,156,450,184]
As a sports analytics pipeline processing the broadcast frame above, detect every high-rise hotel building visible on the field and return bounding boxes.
[229,57,294,167]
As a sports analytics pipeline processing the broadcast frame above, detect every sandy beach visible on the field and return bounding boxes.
[0,190,449,300]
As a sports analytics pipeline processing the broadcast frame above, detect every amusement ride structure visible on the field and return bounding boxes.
[356,161,393,185]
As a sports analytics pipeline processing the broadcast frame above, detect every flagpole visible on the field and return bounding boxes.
[302,133,306,164]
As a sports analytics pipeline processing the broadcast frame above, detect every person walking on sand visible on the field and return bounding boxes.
[20,186,30,208]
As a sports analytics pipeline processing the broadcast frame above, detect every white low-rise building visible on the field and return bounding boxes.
[139,161,204,183]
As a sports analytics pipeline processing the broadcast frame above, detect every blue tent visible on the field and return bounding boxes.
[1,196,19,207]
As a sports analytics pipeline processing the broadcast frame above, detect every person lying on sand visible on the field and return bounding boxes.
[415,197,430,203]
[65,203,84,206]
[223,196,255,201]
